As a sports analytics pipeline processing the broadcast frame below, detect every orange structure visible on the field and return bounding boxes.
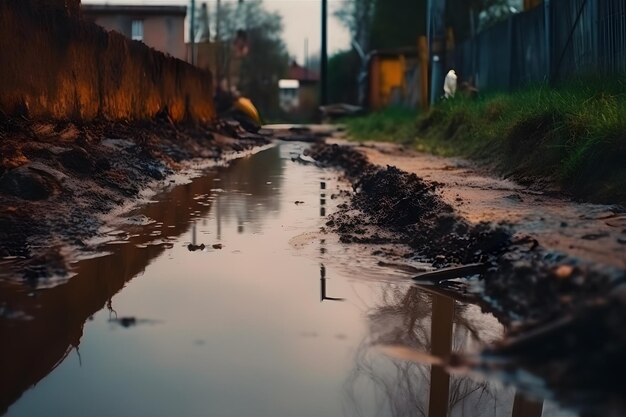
[367,47,427,111]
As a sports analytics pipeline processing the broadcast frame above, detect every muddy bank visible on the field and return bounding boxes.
[308,142,626,415]
[0,116,268,280]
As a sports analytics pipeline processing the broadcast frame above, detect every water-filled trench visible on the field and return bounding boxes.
[0,143,574,417]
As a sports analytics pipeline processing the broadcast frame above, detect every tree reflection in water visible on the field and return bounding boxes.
[343,284,516,417]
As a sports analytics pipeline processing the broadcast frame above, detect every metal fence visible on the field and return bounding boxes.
[453,0,626,92]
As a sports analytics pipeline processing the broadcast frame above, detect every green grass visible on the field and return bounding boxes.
[342,107,417,144]
[343,77,626,204]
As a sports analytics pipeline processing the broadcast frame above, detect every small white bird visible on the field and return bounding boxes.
[443,69,457,99]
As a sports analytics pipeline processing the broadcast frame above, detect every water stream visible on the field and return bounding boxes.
[1,143,575,417]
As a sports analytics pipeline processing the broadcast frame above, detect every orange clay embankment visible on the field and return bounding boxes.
[0,0,215,123]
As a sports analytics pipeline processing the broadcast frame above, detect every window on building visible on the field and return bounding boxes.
[131,20,143,41]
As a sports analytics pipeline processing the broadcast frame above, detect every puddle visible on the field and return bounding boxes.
[0,144,576,417]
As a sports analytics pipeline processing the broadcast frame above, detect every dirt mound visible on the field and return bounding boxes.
[310,143,510,267]
[0,116,269,276]
[305,143,369,179]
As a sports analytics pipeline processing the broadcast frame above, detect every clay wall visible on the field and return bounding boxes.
[0,0,215,123]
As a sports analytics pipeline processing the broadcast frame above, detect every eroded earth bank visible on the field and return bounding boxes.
[0,116,269,278]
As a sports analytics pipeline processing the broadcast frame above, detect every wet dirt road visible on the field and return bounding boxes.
[0,143,574,417]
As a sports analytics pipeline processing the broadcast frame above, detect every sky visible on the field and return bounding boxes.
[82,0,352,65]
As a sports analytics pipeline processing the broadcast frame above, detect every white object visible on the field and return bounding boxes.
[444,69,457,98]
[278,79,300,89]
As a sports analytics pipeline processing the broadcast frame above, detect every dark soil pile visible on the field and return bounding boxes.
[0,116,268,276]
[309,142,626,414]
[309,143,511,268]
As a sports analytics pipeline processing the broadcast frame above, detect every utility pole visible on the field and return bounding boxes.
[215,0,221,84]
[320,0,328,106]
[189,0,196,65]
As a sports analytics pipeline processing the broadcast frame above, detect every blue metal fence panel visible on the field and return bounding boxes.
[511,5,547,86]
[453,0,626,92]
[550,0,598,79]
[476,19,512,91]
[598,0,626,73]
[453,37,474,84]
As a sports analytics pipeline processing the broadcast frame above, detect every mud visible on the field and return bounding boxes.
[0,116,268,278]
[308,142,626,415]
[309,143,510,268]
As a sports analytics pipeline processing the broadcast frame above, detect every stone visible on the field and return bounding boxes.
[0,166,56,200]
[60,147,94,174]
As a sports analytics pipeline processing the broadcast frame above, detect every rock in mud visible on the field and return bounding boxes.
[60,147,94,175]
[0,165,57,200]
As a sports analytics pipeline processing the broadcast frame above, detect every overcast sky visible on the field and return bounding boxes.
[82,0,352,64]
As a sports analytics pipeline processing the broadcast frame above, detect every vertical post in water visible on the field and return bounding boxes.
[428,293,454,417]
[320,0,328,106]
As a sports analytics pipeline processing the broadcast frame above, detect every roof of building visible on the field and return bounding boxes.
[81,4,187,17]
[288,61,319,82]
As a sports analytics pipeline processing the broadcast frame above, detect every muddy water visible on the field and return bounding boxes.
[1,144,573,417]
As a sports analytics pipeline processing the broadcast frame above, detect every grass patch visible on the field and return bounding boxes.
[342,107,417,144]
[343,77,626,204]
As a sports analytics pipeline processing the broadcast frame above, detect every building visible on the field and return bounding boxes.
[82,4,187,61]
[278,61,319,118]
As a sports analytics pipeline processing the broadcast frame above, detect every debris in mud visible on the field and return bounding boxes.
[503,193,523,202]
[376,260,429,274]
[412,263,488,283]
[0,116,270,278]
[581,232,609,240]
[109,316,160,328]
[212,243,223,249]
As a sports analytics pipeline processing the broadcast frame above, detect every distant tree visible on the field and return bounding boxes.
[335,0,427,52]
[334,0,376,53]
[369,0,427,50]
[446,0,519,41]
[336,0,518,50]
[328,49,360,104]
[213,1,289,119]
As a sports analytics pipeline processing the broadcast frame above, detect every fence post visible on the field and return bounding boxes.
[550,0,590,85]
[544,0,551,83]
[418,36,429,112]
[507,17,513,91]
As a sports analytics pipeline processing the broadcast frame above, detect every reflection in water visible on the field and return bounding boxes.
[0,146,284,414]
[320,264,345,302]
[429,294,453,417]
[318,181,344,302]
[187,224,205,251]
[320,180,327,217]
[512,393,543,417]
[342,284,549,417]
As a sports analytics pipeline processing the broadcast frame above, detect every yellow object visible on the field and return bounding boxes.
[233,97,261,124]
